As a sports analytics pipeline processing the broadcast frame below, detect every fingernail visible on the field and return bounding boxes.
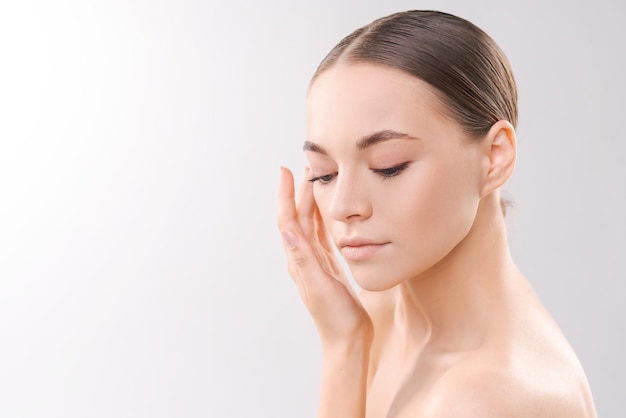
[281,230,298,249]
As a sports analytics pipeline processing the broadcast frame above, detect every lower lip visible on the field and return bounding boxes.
[340,243,389,261]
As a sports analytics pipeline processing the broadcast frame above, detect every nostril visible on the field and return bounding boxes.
[329,193,373,222]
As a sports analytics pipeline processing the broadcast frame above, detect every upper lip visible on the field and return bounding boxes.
[337,237,387,248]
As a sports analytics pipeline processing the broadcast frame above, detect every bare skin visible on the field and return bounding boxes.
[278,64,596,417]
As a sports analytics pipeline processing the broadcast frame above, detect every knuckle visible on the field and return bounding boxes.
[293,252,308,269]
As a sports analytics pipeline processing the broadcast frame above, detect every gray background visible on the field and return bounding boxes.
[0,0,623,416]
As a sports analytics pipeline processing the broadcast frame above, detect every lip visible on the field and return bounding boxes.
[338,237,389,261]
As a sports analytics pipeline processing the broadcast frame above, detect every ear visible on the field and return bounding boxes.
[480,120,516,198]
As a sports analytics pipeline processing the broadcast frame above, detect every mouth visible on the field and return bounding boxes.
[338,238,390,262]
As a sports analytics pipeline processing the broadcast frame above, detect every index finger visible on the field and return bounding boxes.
[277,166,297,230]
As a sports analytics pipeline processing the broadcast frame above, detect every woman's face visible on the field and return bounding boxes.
[305,64,486,291]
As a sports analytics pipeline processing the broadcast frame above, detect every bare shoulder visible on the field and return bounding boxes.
[417,361,596,418]
[360,282,596,418]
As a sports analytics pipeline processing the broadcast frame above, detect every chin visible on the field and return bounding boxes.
[348,255,439,292]
[350,264,405,292]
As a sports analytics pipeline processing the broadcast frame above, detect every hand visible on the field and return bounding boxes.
[277,167,373,347]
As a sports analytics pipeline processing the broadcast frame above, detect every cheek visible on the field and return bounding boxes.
[391,162,481,260]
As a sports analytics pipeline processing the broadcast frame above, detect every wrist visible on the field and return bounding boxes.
[322,331,372,359]
[319,315,374,353]
[318,332,371,418]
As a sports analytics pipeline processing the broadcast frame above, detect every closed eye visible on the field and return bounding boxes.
[372,162,410,179]
[308,172,337,185]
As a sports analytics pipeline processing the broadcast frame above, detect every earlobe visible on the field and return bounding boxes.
[480,120,516,198]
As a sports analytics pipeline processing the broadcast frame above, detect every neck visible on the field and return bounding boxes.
[392,194,521,352]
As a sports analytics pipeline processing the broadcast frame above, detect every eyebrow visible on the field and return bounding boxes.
[303,129,419,155]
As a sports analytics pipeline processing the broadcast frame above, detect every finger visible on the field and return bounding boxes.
[278,166,295,204]
[314,204,334,253]
[280,227,339,307]
[304,188,343,277]
[301,178,342,277]
[278,166,298,229]
[311,205,358,297]
[278,167,323,295]
[296,167,315,240]
[295,166,309,205]
[278,167,356,306]
[277,166,307,264]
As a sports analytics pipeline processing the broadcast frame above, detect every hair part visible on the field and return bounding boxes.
[311,10,518,139]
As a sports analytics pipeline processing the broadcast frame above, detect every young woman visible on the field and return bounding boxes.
[278,10,596,417]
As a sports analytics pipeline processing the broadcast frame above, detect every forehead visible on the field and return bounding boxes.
[306,64,450,143]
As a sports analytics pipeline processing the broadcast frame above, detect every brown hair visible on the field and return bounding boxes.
[312,10,518,139]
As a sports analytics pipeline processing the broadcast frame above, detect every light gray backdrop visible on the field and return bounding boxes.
[0,0,623,416]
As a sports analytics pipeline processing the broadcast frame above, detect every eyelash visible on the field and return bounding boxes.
[308,162,410,185]
[372,162,410,179]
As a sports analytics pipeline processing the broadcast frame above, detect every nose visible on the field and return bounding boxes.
[328,172,372,222]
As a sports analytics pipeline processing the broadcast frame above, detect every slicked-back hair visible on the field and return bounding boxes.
[312,10,518,139]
